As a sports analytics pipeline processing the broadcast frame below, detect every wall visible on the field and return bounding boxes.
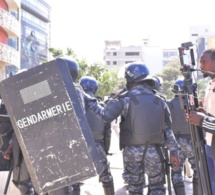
[0,0,9,11]
[142,46,163,75]
[0,27,8,44]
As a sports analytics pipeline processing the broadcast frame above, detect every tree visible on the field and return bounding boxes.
[196,78,207,100]
[49,47,121,99]
[66,48,77,58]
[156,59,181,99]
[49,48,63,58]
[156,59,207,100]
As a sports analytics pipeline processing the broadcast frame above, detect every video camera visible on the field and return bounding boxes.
[178,42,196,90]
[178,42,212,195]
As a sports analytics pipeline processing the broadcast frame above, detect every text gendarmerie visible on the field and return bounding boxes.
[17,101,72,129]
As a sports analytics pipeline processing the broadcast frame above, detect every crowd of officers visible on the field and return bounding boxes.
[1,49,215,195]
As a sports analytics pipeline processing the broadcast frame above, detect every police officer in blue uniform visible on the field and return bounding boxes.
[79,76,114,195]
[47,56,97,195]
[2,72,37,195]
[167,79,198,195]
[89,62,180,195]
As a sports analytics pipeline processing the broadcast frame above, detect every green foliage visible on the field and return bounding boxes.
[49,47,122,98]
[49,48,63,58]
[196,78,207,100]
[157,59,207,100]
[76,58,88,80]
[66,48,77,58]
[97,71,118,98]
[156,59,181,99]
[49,47,207,100]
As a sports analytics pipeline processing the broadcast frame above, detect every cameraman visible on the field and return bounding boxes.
[187,49,215,194]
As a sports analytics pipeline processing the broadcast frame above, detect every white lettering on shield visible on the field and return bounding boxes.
[16,101,72,129]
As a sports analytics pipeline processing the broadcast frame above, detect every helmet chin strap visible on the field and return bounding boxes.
[86,91,95,97]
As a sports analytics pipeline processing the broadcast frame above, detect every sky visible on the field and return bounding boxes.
[49,0,215,63]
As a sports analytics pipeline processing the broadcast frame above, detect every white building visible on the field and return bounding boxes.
[189,26,215,66]
[190,25,213,45]
[162,49,178,66]
[142,46,163,75]
[104,41,144,66]
[104,39,180,77]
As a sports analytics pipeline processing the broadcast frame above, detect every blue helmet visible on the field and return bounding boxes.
[172,79,185,93]
[56,55,79,81]
[79,76,98,94]
[125,62,151,83]
[151,76,163,91]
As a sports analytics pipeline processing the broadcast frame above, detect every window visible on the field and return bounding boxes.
[113,52,117,56]
[163,61,169,66]
[106,52,110,56]
[113,61,117,65]
[125,52,139,56]
[163,51,177,58]
[106,61,110,65]
[125,61,133,64]
[143,42,148,46]
[163,52,168,57]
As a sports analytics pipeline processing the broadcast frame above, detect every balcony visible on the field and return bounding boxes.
[0,8,20,38]
[0,43,20,68]
[5,0,20,10]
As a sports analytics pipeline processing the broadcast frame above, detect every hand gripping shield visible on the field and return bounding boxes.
[0,60,104,194]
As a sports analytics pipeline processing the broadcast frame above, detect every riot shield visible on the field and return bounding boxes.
[0,60,104,194]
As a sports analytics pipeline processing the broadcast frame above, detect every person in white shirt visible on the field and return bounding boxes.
[187,49,215,194]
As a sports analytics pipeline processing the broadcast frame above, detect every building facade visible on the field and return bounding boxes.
[20,0,51,69]
[162,48,178,66]
[190,25,212,46]
[0,0,20,80]
[104,41,144,66]
[104,40,179,76]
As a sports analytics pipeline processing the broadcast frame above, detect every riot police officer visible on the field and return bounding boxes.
[80,76,112,155]
[51,56,109,195]
[47,56,86,195]
[167,79,198,195]
[2,70,38,195]
[147,76,163,92]
[2,57,98,195]
[79,76,114,195]
[89,62,180,195]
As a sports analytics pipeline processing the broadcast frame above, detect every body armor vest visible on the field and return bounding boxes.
[167,96,190,135]
[85,109,105,141]
[120,93,165,148]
